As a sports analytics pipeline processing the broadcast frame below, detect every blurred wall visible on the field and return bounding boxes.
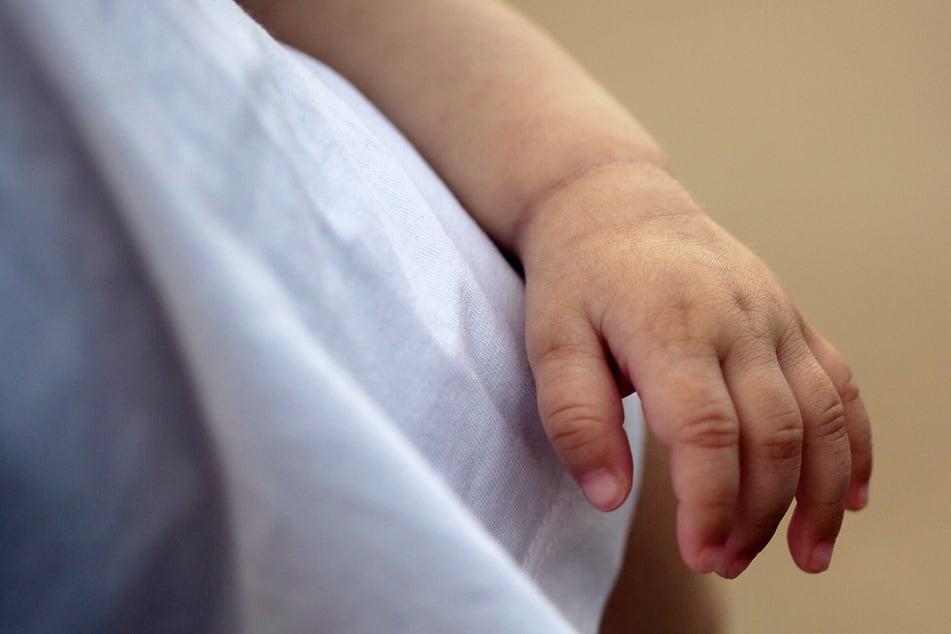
[507,1,951,632]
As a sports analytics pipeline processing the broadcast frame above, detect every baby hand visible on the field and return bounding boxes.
[516,161,872,578]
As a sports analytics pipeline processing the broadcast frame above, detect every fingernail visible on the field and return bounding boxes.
[721,556,753,580]
[581,469,623,511]
[853,484,869,509]
[810,541,835,572]
[696,546,724,574]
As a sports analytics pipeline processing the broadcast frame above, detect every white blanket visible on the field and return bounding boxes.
[0,1,645,632]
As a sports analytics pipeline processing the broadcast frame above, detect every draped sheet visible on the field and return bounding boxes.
[0,1,645,631]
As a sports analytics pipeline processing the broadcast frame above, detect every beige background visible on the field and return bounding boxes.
[508,1,951,632]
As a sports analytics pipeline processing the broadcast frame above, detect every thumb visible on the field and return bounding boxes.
[527,316,634,511]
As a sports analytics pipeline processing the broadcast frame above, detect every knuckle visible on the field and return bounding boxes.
[727,285,775,333]
[776,328,810,366]
[807,398,848,443]
[759,409,804,462]
[675,405,739,450]
[640,321,708,364]
[729,285,756,316]
[545,402,607,456]
[695,496,736,519]
[808,495,848,520]
[530,340,593,372]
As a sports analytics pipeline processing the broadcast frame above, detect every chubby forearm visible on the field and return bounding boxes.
[239,0,662,252]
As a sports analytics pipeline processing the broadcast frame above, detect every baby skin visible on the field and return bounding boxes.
[240,0,872,600]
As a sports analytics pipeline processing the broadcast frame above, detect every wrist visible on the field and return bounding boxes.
[513,158,687,269]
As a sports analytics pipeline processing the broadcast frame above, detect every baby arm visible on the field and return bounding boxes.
[240,0,872,579]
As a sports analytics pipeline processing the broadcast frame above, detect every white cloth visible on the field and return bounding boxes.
[0,1,645,632]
